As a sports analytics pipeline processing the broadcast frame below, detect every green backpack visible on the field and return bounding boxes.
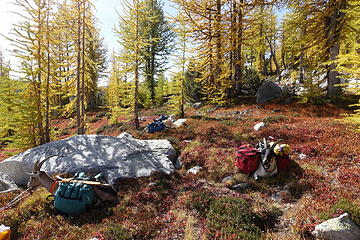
[54,182,95,215]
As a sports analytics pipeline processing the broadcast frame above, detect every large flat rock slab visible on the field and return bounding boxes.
[0,133,177,185]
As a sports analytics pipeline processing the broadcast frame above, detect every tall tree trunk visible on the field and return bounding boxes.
[76,1,82,135]
[37,4,45,145]
[150,47,156,105]
[229,0,236,98]
[266,37,280,80]
[299,49,305,83]
[326,1,345,98]
[234,0,244,96]
[45,2,51,143]
[180,27,186,118]
[80,0,86,134]
[208,6,214,88]
[215,0,222,83]
[134,2,140,129]
[299,20,307,83]
[273,36,280,79]
[259,3,267,76]
[281,35,287,70]
[0,51,3,77]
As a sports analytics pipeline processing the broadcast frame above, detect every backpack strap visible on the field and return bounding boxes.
[261,156,277,173]
[50,181,58,194]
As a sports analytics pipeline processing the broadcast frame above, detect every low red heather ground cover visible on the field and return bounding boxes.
[0,102,359,239]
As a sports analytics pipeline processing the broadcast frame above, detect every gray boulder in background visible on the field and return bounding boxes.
[256,81,283,104]
[312,213,360,240]
[0,172,19,193]
[0,133,178,186]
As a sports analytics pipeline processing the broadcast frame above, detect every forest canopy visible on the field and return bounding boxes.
[0,0,359,148]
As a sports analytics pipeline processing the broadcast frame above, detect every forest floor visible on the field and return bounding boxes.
[1,100,360,240]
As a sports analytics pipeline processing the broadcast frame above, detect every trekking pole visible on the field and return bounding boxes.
[0,188,32,212]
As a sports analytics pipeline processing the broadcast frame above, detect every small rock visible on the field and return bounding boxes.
[187,166,202,174]
[319,81,327,89]
[197,179,207,184]
[173,119,187,128]
[271,191,291,202]
[312,213,360,240]
[281,69,291,77]
[192,102,203,109]
[174,157,182,169]
[254,122,265,131]
[241,90,250,95]
[206,106,219,113]
[222,176,234,183]
[230,183,253,193]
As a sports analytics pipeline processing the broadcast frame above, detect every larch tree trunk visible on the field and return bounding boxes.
[80,0,86,134]
[326,0,345,98]
[45,1,51,143]
[37,4,45,145]
[234,0,244,96]
[76,1,82,135]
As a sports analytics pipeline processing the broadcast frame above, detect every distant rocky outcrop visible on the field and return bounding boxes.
[256,81,283,104]
[0,133,178,186]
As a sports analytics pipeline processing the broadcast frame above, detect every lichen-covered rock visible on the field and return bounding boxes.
[0,172,19,192]
[312,213,360,240]
[0,133,178,185]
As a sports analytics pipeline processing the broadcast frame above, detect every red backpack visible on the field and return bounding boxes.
[235,145,260,174]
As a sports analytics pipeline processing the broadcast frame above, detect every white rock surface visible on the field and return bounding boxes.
[312,213,360,240]
[173,119,187,128]
[0,133,177,185]
[254,122,265,131]
[0,172,19,193]
[187,166,202,174]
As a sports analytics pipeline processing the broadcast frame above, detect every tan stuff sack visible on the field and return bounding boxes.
[0,225,11,240]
